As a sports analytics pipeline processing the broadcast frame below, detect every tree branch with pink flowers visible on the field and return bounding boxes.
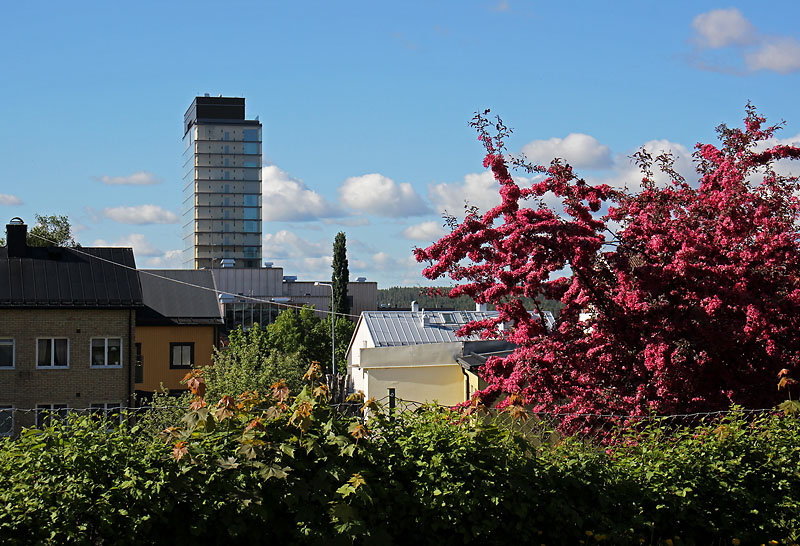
[415,105,800,418]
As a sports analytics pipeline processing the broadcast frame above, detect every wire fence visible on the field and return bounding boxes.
[0,400,784,445]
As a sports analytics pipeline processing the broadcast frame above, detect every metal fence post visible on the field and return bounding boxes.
[388,388,396,422]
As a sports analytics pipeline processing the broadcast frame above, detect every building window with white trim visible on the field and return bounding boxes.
[0,406,12,436]
[36,338,69,368]
[35,404,69,427]
[90,338,122,368]
[0,339,14,368]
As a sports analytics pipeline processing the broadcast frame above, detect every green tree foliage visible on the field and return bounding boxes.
[209,328,307,400]
[378,286,564,315]
[0,213,80,247]
[331,231,350,316]
[1,399,798,544]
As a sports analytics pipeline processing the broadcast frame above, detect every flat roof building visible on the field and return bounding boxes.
[182,95,262,269]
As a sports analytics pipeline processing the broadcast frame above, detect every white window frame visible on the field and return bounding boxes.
[35,404,69,428]
[0,405,13,436]
[35,338,70,369]
[90,402,123,425]
[89,337,123,369]
[0,338,14,369]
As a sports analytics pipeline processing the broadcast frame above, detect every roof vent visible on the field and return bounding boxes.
[263,261,273,268]
[476,302,488,312]
[283,276,297,283]
[411,301,418,312]
[220,258,235,268]
[218,293,234,304]
[204,93,210,97]
[356,276,367,282]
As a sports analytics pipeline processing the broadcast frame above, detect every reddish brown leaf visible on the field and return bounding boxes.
[173,442,188,461]
[271,380,289,403]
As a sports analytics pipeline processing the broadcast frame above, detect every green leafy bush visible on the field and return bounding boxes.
[0,389,798,545]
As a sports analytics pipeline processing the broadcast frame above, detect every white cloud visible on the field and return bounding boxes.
[690,8,800,74]
[102,204,179,225]
[322,217,370,227]
[95,171,161,185]
[262,165,341,221]
[145,249,183,268]
[0,194,22,206]
[428,171,500,215]
[602,139,696,191]
[339,173,431,217]
[692,8,755,48]
[263,230,329,260]
[746,37,800,73]
[521,133,613,169]
[401,220,447,241]
[93,233,161,257]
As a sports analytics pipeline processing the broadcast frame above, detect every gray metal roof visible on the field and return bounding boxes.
[137,269,222,326]
[0,246,142,308]
[362,310,501,347]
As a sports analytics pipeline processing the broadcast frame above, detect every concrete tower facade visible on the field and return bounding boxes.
[182,96,262,269]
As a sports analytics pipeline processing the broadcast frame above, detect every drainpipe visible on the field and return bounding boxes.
[128,309,134,408]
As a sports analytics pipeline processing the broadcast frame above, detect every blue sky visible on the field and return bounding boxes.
[1,1,799,286]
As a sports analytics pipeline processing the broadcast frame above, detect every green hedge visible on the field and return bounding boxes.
[0,391,798,545]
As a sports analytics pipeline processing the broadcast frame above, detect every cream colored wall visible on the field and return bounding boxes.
[363,365,465,406]
[356,342,466,405]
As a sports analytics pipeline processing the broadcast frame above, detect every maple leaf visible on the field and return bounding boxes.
[313,384,330,401]
[173,442,188,461]
[345,391,365,403]
[348,473,366,489]
[186,376,206,398]
[289,401,314,433]
[189,397,206,411]
[271,380,289,403]
[245,418,264,432]
[361,397,379,414]
[303,362,322,382]
[348,422,367,443]
[215,395,236,421]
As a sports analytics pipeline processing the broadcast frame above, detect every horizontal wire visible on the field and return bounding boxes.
[25,232,361,319]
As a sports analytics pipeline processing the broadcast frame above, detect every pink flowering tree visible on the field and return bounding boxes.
[414,106,800,416]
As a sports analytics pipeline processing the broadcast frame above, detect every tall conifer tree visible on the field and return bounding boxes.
[331,232,350,317]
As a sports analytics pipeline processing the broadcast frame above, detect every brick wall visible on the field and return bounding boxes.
[0,308,135,436]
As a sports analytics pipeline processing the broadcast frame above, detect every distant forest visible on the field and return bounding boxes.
[377,287,564,317]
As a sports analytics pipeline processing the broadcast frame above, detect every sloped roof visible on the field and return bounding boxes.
[0,246,142,308]
[137,269,223,326]
[362,310,501,347]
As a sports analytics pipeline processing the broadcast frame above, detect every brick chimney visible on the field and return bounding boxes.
[6,217,27,258]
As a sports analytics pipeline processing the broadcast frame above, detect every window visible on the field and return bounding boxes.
[0,338,14,368]
[90,402,122,425]
[0,406,12,436]
[244,221,259,233]
[90,338,122,368]
[170,342,194,369]
[243,129,258,142]
[36,404,69,427]
[37,338,69,368]
[243,142,258,155]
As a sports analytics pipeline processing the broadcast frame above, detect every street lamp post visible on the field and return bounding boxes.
[314,281,335,374]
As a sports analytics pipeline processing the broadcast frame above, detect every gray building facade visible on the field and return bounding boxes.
[182,96,263,269]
